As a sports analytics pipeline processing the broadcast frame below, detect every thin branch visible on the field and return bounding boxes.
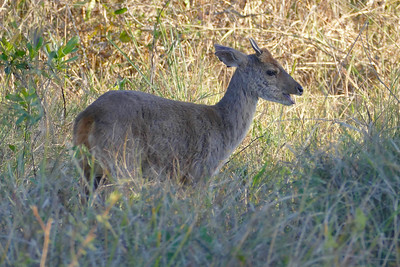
[361,21,400,104]
[328,20,369,95]
[32,206,53,267]
[150,0,171,85]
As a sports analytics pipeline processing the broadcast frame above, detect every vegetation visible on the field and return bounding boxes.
[1,0,399,266]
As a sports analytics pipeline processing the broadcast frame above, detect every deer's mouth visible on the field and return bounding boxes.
[283,93,295,105]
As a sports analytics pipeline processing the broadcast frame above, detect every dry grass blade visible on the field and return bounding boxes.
[0,0,399,266]
[31,206,53,267]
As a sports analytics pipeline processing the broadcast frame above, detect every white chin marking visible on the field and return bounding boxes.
[284,94,295,105]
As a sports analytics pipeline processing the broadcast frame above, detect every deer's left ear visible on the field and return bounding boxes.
[214,44,248,68]
[249,38,262,56]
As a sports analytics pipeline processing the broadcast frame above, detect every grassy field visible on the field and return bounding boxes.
[1,0,399,266]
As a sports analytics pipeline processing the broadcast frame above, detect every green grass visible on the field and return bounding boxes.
[1,0,400,266]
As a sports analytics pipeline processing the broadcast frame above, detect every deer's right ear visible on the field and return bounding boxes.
[249,38,262,56]
[214,44,248,67]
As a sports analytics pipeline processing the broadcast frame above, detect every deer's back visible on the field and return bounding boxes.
[73,90,230,180]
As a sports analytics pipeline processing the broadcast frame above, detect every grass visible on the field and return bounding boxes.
[1,0,400,266]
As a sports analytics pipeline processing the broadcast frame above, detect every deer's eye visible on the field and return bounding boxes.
[266,70,277,76]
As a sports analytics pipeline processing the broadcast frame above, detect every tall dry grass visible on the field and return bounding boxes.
[0,0,399,266]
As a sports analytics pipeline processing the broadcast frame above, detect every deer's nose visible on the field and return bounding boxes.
[297,85,303,95]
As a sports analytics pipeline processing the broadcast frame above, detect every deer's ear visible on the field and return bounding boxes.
[249,38,262,56]
[214,44,248,67]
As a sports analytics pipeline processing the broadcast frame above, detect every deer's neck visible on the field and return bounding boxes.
[215,69,259,150]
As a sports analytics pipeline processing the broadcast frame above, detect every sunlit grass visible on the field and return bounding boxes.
[0,0,399,266]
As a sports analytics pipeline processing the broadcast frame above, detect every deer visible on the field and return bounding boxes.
[73,38,303,192]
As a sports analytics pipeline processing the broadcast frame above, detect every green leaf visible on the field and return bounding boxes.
[0,53,8,61]
[16,113,28,125]
[15,50,26,57]
[355,208,367,231]
[8,144,16,152]
[20,88,29,98]
[35,36,44,51]
[119,30,131,43]
[6,93,23,102]
[62,36,79,55]
[48,51,57,60]
[114,7,128,15]
[251,163,267,189]
[57,47,65,59]
[62,55,79,64]
[1,37,13,52]
[199,227,212,244]
[86,0,96,20]
[16,62,28,70]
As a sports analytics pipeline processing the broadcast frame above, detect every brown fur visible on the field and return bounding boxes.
[259,48,276,64]
[73,115,93,148]
[73,39,303,191]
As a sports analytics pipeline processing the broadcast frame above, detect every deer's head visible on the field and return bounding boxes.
[215,38,303,106]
